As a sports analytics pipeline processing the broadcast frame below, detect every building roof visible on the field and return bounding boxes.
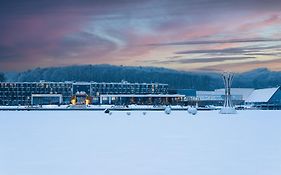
[215,88,254,100]
[245,87,279,103]
[100,94,185,97]
[0,81,168,86]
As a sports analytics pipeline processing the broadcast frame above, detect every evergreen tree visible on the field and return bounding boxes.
[0,73,5,82]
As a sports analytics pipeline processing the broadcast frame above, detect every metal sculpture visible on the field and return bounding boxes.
[220,72,237,114]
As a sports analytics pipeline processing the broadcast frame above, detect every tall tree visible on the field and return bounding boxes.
[0,73,5,82]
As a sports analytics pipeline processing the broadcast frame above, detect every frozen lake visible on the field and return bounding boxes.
[0,110,281,175]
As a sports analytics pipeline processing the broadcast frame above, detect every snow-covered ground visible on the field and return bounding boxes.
[0,104,189,110]
[0,110,281,175]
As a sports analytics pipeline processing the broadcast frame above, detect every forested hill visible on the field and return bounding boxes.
[6,65,220,90]
[3,65,281,90]
[0,73,5,82]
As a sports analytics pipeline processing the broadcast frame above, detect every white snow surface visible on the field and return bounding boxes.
[1,110,281,175]
[245,87,279,103]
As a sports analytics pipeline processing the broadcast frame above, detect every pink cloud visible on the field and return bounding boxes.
[1,3,281,72]
[197,59,281,72]
[238,14,281,31]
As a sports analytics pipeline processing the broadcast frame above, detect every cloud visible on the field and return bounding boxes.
[175,47,249,55]
[238,14,281,31]
[244,53,281,56]
[198,58,281,72]
[1,0,281,71]
[148,56,255,64]
[175,45,281,56]
[148,38,281,46]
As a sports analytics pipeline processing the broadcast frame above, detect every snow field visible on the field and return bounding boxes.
[0,110,281,175]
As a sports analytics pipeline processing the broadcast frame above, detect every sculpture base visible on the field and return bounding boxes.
[219,107,237,114]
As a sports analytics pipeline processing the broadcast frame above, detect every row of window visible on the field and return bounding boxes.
[0,83,72,88]
[0,87,167,93]
[0,83,167,87]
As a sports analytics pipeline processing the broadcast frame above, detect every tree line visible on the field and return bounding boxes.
[0,73,5,82]
[3,65,281,90]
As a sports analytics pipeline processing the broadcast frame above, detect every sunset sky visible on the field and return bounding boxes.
[1,0,281,72]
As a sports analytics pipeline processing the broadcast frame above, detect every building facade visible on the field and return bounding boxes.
[196,87,281,109]
[245,87,281,109]
[196,90,244,107]
[0,81,171,106]
[0,82,73,106]
[196,88,255,107]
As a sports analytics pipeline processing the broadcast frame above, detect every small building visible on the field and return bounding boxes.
[214,88,254,101]
[245,87,281,109]
[196,88,254,107]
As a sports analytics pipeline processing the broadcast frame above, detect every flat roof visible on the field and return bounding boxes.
[1,82,168,85]
[31,94,63,97]
[100,94,185,97]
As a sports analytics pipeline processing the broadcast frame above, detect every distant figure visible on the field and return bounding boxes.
[104,108,112,115]
[188,106,197,115]
[165,106,172,115]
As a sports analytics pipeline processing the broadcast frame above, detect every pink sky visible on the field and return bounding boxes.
[0,0,281,72]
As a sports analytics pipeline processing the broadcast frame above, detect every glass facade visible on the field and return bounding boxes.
[0,82,168,106]
[32,95,62,106]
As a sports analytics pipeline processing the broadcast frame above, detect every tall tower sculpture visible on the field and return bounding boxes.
[219,72,237,114]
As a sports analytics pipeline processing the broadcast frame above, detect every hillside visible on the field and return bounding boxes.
[3,65,281,90]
